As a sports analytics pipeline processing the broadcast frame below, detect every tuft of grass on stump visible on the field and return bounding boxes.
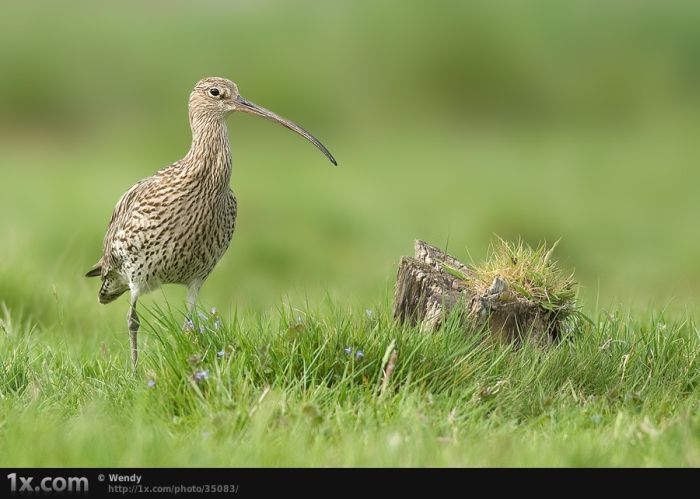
[457,237,586,338]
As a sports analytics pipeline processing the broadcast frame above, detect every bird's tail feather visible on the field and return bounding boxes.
[86,264,128,304]
[85,263,102,278]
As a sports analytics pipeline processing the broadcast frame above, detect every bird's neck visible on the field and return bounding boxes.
[184,114,232,189]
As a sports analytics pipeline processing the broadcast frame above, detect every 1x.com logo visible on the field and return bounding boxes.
[7,473,89,494]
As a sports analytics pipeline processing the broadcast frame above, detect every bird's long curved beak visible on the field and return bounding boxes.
[234,96,337,166]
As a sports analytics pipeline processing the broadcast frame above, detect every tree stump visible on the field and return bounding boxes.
[392,240,559,345]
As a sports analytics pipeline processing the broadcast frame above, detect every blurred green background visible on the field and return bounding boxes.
[1,0,700,330]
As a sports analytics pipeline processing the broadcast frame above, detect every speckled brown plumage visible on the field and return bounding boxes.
[87,77,336,368]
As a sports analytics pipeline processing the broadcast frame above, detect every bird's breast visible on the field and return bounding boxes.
[119,183,236,287]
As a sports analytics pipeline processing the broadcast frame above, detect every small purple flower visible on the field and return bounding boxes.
[214,318,222,330]
[217,349,227,358]
[198,325,206,334]
[193,370,209,382]
[344,346,353,355]
[210,307,218,316]
[147,379,156,388]
[355,350,365,359]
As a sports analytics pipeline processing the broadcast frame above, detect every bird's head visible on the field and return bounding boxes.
[189,76,336,165]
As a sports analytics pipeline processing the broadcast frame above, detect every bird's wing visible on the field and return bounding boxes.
[97,176,154,277]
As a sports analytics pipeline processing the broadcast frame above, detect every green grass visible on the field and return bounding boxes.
[1,126,699,469]
[1,298,699,467]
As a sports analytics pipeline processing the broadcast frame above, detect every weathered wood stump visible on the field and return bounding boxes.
[392,240,559,345]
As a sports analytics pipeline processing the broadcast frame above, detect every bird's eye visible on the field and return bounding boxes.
[209,88,220,97]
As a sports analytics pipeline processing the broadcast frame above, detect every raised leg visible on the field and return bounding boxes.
[128,290,140,370]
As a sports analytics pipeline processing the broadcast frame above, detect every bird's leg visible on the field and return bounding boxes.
[186,281,202,315]
[128,292,140,370]
[183,281,202,332]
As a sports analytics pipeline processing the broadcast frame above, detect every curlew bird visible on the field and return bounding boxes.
[86,77,336,368]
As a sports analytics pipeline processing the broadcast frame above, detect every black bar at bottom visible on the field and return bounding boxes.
[0,468,686,497]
